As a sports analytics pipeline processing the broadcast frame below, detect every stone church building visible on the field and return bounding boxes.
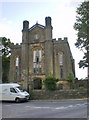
[9,17,75,90]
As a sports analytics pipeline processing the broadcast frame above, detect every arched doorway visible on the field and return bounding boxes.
[33,77,42,89]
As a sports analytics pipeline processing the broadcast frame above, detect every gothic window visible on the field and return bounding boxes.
[16,57,19,66]
[60,67,63,79]
[59,54,63,66]
[15,57,19,81]
[33,49,42,73]
[59,53,63,78]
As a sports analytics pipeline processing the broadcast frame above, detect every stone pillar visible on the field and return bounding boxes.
[22,20,29,43]
[44,41,54,76]
[45,17,53,40]
[21,20,29,90]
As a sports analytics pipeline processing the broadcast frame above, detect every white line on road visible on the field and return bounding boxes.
[25,102,87,110]
[75,104,82,106]
[55,106,65,109]
[25,106,50,109]
[67,105,73,108]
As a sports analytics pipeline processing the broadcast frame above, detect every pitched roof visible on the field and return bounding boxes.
[29,23,45,31]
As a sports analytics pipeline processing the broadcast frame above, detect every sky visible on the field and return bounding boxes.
[0,0,88,79]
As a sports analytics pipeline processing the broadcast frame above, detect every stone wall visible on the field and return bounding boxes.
[30,89,88,100]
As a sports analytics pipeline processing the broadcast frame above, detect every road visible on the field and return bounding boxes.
[1,99,88,118]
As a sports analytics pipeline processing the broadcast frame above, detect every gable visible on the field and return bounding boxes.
[29,23,45,43]
[29,23,44,31]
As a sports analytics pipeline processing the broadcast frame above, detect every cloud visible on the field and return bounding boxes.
[0,20,22,44]
[0,0,59,3]
[69,0,85,7]
[0,0,84,4]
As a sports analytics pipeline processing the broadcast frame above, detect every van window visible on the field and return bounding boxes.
[10,88,17,93]
[16,88,21,92]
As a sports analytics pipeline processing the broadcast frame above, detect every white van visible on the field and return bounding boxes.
[0,83,30,102]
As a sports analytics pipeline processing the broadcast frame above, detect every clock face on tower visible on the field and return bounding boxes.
[34,34,39,40]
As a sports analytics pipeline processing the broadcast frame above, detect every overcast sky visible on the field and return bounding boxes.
[0,0,87,79]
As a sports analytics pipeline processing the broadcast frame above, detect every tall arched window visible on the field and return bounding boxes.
[59,53,63,78]
[33,49,42,73]
[59,54,63,66]
[15,57,19,81]
[16,57,19,67]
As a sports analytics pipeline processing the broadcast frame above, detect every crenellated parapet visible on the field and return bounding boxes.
[52,37,68,44]
[10,43,21,49]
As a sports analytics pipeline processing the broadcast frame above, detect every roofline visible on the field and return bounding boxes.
[29,23,45,31]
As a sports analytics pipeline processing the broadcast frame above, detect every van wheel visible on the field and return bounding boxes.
[15,98,21,103]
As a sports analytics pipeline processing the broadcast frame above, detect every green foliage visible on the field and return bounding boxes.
[43,75,57,91]
[68,72,75,83]
[1,37,12,83]
[68,72,75,89]
[2,37,11,56]
[74,1,89,68]
[2,57,10,83]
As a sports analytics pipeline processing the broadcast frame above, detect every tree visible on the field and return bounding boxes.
[1,37,12,83]
[43,75,57,91]
[74,1,89,77]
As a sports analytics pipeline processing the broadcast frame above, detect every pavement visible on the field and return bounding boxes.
[30,98,88,102]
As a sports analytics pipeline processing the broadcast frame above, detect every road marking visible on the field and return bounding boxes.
[4,102,87,110]
[25,102,87,110]
[75,104,81,106]
[36,107,50,109]
[25,105,34,107]
[25,106,35,108]
[67,105,73,108]
[55,106,65,109]
[25,106,50,109]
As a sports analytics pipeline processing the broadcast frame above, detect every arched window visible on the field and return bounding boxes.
[59,53,63,79]
[33,49,42,73]
[59,54,63,66]
[15,56,19,81]
[16,57,19,66]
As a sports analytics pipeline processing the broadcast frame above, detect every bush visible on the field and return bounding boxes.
[43,75,57,91]
[68,72,75,89]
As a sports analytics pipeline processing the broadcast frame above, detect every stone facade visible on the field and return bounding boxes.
[9,17,75,90]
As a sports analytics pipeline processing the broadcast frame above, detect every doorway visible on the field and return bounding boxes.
[33,78,42,89]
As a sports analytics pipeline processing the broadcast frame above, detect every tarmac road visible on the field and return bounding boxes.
[1,99,88,119]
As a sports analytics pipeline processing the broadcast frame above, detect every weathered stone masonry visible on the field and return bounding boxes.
[9,17,75,90]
